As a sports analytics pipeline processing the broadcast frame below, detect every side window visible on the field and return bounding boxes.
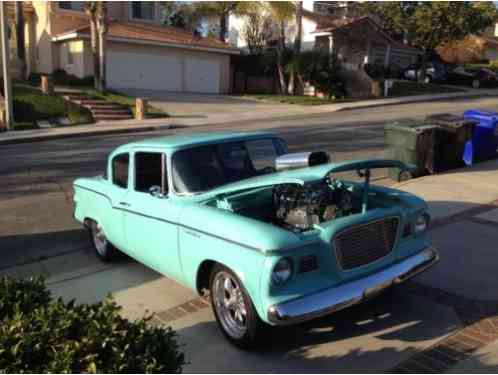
[112,153,129,189]
[135,152,167,194]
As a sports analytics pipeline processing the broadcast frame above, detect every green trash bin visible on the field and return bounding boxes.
[385,120,439,181]
[426,114,476,172]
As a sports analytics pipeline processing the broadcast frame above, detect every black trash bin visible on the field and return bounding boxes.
[385,120,439,180]
[426,113,476,172]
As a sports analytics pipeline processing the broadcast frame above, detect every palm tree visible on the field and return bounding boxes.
[289,0,303,94]
[14,2,26,79]
[266,1,295,94]
[85,1,107,91]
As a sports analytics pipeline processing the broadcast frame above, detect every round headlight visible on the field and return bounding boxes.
[415,213,430,233]
[271,257,293,285]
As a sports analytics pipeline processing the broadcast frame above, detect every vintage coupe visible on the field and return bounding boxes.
[73,132,439,348]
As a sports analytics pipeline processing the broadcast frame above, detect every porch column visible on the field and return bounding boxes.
[328,35,334,64]
[384,44,391,67]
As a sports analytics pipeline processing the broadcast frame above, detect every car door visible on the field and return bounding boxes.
[104,152,130,252]
[122,150,184,282]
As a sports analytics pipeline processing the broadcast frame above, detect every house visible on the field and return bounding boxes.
[3,1,239,94]
[224,0,420,70]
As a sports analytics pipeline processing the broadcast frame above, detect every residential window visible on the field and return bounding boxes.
[112,153,130,189]
[59,2,85,12]
[131,2,155,21]
[134,152,167,194]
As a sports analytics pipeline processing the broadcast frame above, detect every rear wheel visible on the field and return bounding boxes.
[210,264,266,349]
[424,76,432,84]
[472,79,481,89]
[89,220,118,262]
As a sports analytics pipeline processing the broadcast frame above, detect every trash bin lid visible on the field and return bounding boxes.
[385,119,438,133]
[427,113,476,127]
[463,109,498,127]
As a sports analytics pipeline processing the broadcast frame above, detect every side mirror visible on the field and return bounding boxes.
[149,185,165,198]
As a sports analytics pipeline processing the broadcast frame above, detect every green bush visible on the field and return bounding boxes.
[0,277,185,373]
[67,101,94,125]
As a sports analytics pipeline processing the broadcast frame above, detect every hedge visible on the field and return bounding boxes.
[0,277,185,373]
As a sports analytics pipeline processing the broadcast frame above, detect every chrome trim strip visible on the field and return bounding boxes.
[267,247,439,325]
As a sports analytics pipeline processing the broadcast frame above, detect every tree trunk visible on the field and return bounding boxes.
[98,29,106,91]
[219,12,227,42]
[289,0,303,95]
[277,20,286,95]
[14,2,26,79]
[96,3,107,92]
[89,17,99,90]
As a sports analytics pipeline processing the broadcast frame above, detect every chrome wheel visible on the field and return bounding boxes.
[212,271,248,340]
[92,223,107,256]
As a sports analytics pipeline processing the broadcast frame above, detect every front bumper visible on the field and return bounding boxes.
[267,247,439,325]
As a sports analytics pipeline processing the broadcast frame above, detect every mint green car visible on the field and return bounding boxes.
[73,131,439,348]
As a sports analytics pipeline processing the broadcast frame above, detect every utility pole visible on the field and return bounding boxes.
[0,2,13,130]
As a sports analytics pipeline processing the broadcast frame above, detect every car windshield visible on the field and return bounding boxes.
[172,138,286,194]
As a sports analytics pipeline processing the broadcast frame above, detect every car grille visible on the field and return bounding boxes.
[333,217,399,271]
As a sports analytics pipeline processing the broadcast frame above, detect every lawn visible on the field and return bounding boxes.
[244,94,353,106]
[84,89,169,118]
[388,81,464,97]
[13,86,93,130]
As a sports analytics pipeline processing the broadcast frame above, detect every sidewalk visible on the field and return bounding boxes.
[2,88,498,146]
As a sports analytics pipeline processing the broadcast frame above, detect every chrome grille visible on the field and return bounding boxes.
[334,217,399,271]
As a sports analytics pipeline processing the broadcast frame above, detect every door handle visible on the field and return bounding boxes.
[119,201,131,207]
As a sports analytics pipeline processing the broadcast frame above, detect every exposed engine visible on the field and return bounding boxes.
[272,179,355,232]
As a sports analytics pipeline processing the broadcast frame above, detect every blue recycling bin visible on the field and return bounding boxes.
[463,109,498,165]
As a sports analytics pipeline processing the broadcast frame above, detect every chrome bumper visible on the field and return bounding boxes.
[267,247,439,325]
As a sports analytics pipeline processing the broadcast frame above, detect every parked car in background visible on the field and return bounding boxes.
[402,61,449,83]
[446,66,498,88]
[73,132,439,349]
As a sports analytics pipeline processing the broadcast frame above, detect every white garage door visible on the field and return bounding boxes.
[185,58,220,93]
[107,51,182,91]
[106,51,222,93]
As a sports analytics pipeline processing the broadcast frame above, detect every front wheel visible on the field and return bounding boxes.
[210,265,266,349]
[472,79,481,89]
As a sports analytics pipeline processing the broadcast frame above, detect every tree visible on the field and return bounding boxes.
[361,2,497,80]
[162,2,200,31]
[239,2,268,54]
[266,1,295,94]
[85,2,108,91]
[193,2,242,42]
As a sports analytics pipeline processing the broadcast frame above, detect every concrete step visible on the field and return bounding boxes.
[91,108,132,115]
[94,114,134,121]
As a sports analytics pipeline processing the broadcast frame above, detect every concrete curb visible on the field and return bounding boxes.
[0,124,172,146]
[335,92,490,112]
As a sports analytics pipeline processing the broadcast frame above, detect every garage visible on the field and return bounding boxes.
[107,50,224,94]
[55,21,238,94]
[107,51,183,91]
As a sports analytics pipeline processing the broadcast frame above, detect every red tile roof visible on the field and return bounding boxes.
[54,21,239,54]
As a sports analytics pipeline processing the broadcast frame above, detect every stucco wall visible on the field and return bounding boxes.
[106,41,231,93]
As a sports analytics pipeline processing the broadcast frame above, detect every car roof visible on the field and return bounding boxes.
[114,131,278,152]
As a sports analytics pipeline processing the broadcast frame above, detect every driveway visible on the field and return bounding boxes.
[120,89,296,118]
